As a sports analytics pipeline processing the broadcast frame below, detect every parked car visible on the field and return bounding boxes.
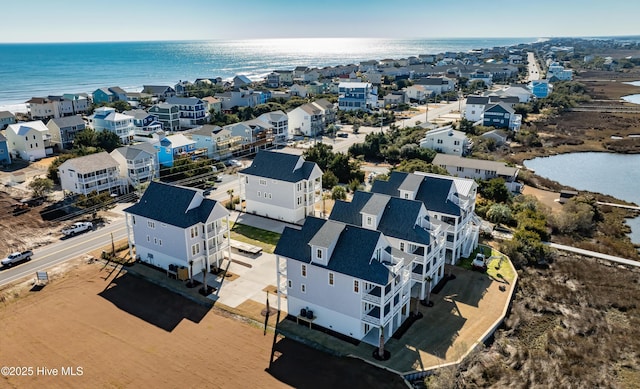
[1,250,33,267]
[337,133,349,138]
[225,159,242,167]
[472,253,487,271]
[61,222,94,237]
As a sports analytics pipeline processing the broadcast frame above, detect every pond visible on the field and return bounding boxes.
[524,152,640,244]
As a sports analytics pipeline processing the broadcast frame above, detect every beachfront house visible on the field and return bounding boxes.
[338,82,378,112]
[148,103,180,132]
[25,96,83,120]
[330,191,447,301]
[92,87,127,105]
[275,217,412,346]
[110,143,159,189]
[0,133,11,166]
[371,171,480,264]
[432,154,522,193]
[166,97,209,129]
[46,115,86,150]
[154,134,197,167]
[238,150,322,224]
[87,107,135,143]
[419,125,470,156]
[5,120,52,161]
[0,111,16,130]
[124,181,232,279]
[58,152,125,196]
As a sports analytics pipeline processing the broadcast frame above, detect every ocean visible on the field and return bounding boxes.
[0,37,537,109]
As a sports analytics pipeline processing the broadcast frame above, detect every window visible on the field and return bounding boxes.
[454,140,460,145]
[301,264,307,277]
[316,249,322,259]
[191,243,200,256]
[190,226,199,238]
[288,280,292,288]
[366,216,372,226]
[301,284,306,293]
[400,242,405,251]
[475,169,481,174]
[328,272,334,286]
[146,235,150,242]
[147,221,155,229]
[132,216,136,225]
[297,196,302,205]
[268,193,272,199]
[159,240,162,246]
[259,179,267,186]
[457,166,464,172]
[437,139,443,144]
[257,191,261,197]
[354,280,359,293]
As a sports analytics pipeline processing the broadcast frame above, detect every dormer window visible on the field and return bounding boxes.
[366,216,372,226]
[316,249,322,259]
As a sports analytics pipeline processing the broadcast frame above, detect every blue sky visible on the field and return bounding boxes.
[3,0,638,43]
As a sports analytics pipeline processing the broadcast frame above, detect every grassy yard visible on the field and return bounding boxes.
[230,223,281,253]
[457,244,515,283]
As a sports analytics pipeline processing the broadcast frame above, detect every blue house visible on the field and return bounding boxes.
[154,134,197,167]
[92,86,127,105]
[0,133,11,165]
[529,80,550,98]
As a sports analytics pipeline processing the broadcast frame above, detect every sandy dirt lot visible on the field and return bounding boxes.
[0,260,405,389]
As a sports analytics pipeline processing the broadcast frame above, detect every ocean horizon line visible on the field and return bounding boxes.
[4,34,640,45]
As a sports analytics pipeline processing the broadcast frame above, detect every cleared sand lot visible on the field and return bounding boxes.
[0,259,405,388]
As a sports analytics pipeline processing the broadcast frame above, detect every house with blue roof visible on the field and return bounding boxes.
[239,150,322,224]
[529,79,550,98]
[92,86,127,105]
[0,133,11,166]
[124,181,231,278]
[329,191,447,301]
[275,217,412,346]
[371,171,479,264]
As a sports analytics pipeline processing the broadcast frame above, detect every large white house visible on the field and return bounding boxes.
[87,107,135,143]
[124,181,231,278]
[239,150,322,224]
[419,125,470,156]
[255,111,289,143]
[275,217,412,346]
[5,120,52,161]
[58,151,126,195]
[330,191,447,301]
[371,171,480,263]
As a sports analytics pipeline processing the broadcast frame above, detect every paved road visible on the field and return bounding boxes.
[527,52,541,82]
[0,219,128,287]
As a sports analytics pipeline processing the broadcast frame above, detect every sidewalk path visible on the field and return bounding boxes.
[545,242,640,267]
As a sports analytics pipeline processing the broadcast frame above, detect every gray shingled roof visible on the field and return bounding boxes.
[166,97,204,106]
[308,221,345,247]
[371,172,461,216]
[124,181,222,228]
[47,115,85,128]
[275,217,392,285]
[0,111,15,119]
[330,191,432,245]
[239,150,319,183]
[466,95,489,105]
[58,151,118,174]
